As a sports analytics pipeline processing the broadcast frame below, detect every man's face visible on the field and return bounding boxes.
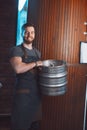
[23,26,35,44]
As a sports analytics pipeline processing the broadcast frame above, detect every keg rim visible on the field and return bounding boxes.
[39,81,68,87]
[42,59,67,68]
[39,71,67,78]
[40,87,67,96]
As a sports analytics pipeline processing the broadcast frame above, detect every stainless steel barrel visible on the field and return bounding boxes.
[38,59,68,96]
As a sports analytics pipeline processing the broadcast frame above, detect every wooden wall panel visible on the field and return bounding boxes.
[36,0,87,63]
[28,0,87,130]
[41,65,87,130]
[0,0,17,114]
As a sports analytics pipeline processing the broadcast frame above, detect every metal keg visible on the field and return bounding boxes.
[38,59,68,96]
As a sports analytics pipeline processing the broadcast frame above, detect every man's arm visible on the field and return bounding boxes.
[10,56,43,74]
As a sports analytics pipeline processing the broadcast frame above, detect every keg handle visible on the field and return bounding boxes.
[49,63,55,67]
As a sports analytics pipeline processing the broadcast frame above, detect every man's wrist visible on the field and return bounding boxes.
[35,61,37,67]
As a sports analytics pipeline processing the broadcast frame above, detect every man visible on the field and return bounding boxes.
[9,23,43,130]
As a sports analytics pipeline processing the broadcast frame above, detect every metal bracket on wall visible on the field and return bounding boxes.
[83,32,87,35]
[84,22,87,25]
[0,82,3,88]
[84,22,87,35]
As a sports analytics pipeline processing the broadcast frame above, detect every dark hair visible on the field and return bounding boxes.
[22,23,35,30]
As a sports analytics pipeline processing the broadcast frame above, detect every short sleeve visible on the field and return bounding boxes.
[9,46,23,59]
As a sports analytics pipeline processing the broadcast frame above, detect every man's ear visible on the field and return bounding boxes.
[21,30,25,37]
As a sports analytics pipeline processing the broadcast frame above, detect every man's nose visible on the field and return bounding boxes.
[28,32,30,36]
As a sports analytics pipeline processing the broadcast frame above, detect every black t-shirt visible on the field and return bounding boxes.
[9,44,41,89]
[9,45,41,61]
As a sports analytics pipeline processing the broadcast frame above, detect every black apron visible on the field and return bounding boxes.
[11,46,41,130]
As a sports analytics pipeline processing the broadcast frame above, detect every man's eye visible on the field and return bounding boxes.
[31,32,35,34]
[25,32,29,34]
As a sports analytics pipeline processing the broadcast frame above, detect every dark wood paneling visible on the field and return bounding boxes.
[0,63,14,76]
[0,0,17,114]
[0,75,15,113]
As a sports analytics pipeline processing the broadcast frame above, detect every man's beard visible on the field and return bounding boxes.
[23,37,34,44]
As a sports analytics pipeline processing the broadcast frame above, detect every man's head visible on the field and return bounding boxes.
[22,23,35,44]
